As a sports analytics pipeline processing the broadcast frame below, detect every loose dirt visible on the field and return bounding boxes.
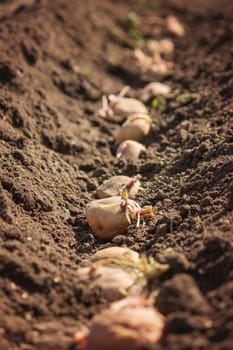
[0,0,232,349]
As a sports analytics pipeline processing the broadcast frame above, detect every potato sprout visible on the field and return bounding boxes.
[166,15,185,37]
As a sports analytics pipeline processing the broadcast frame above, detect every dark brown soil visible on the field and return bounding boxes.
[0,0,232,349]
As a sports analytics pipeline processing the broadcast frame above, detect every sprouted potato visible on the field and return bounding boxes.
[139,82,171,102]
[116,140,146,160]
[134,48,173,76]
[77,248,169,302]
[96,175,141,199]
[147,38,175,55]
[86,189,156,239]
[97,86,148,118]
[85,246,140,265]
[76,265,144,301]
[112,96,148,117]
[115,114,152,143]
[74,296,165,350]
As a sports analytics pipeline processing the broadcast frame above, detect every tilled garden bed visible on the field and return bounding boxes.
[0,0,232,349]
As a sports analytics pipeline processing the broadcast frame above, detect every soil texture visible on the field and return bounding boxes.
[0,0,233,349]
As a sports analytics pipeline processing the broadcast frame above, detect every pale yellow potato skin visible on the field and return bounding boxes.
[77,265,143,301]
[96,175,140,199]
[116,114,152,143]
[88,247,140,264]
[139,82,171,102]
[113,97,148,116]
[87,306,164,350]
[116,140,146,160]
[86,196,138,239]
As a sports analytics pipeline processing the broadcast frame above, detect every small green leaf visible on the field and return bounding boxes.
[151,98,165,110]
[126,11,145,45]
